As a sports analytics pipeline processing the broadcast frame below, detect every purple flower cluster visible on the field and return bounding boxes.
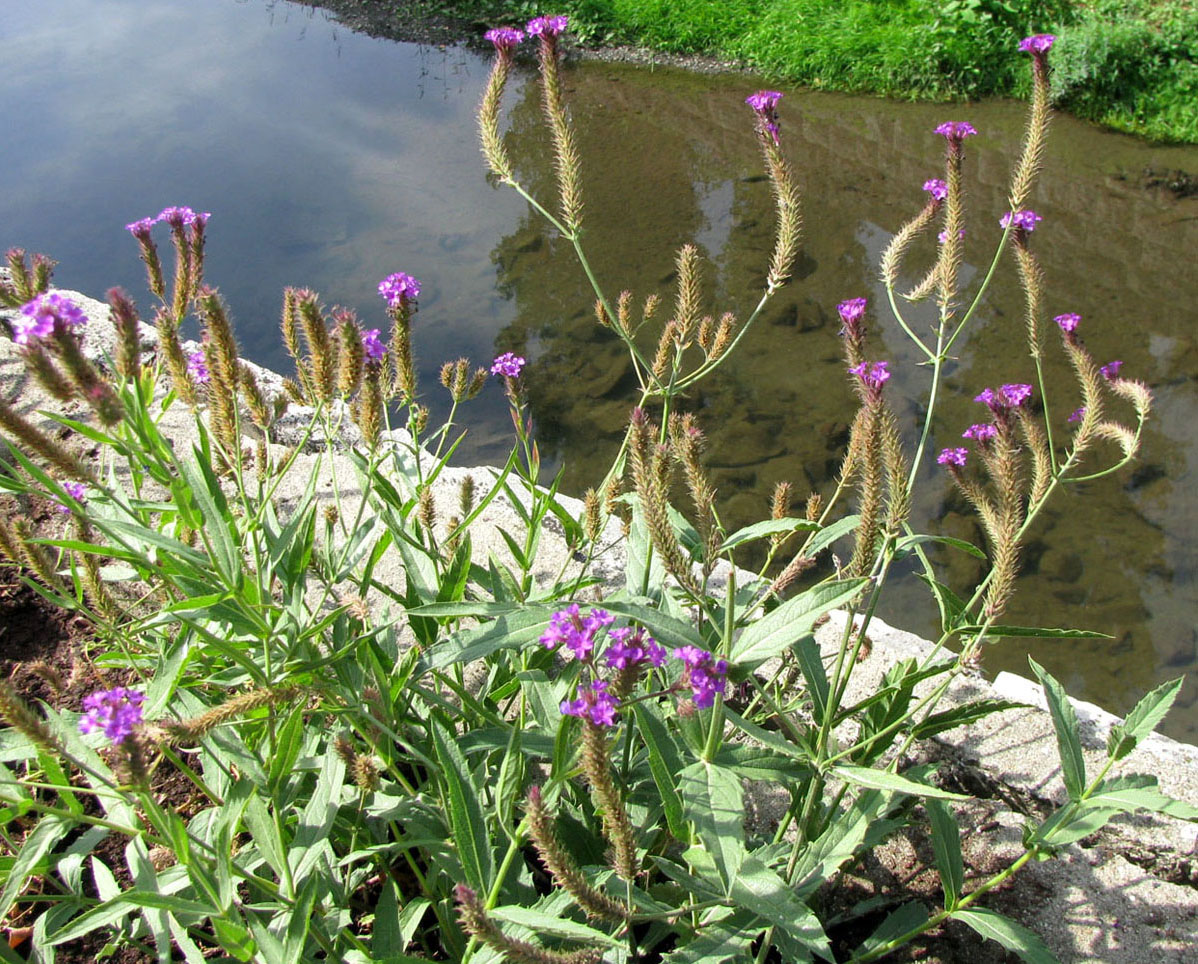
[484,26,524,51]
[923,178,948,201]
[79,687,145,745]
[561,680,619,726]
[673,646,729,709]
[490,352,526,378]
[14,293,87,346]
[361,328,385,362]
[849,360,890,391]
[527,15,568,37]
[56,480,87,514]
[1100,360,1123,380]
[745,90,783,144]
[1054,312,1081,334]
[125,206,210,234]
[1019,34,1056,54]
[938,228,966,245]
[962,423,997,442]
[378,272,421,309]
[934,121,977,141]
[937,447,969,468]
[837,297,867,327]
[187,350,210,384]
[540,604,615,661]
[1001,210,1042,232]
[605,627,667,671]
[975,383,1033,411]
[1068,407,1086,423]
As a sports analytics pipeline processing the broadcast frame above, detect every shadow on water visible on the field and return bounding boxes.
[1,0,1195,738]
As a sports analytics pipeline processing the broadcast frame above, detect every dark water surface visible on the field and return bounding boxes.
[4,0,1197,739]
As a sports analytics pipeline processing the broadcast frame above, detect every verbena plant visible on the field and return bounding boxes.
[0,18,1192,964]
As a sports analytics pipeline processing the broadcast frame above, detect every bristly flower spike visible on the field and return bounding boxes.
[746,90,802,291]
[882,180,945,295]
[1010,34,1055,213]
[529,15,583,233]
[455,884,602,964]
[933,122,976,318]
[380,272,420,400]
[479,27,524,181]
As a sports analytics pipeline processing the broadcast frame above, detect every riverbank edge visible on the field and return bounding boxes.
[301,0,1198,145]
[3,283,1195,958]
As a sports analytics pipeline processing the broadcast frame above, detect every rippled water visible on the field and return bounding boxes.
[4,0,1196,738]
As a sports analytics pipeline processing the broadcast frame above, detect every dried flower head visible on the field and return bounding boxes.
[79,687,145,745]
[490,352,526,378]
[378,272,421,309]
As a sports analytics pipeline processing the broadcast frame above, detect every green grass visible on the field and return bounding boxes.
[425,0,1197,142]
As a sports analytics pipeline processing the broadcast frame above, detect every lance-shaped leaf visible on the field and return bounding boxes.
[1029,658,1086,801]
[730,578,867,668]
[431,720,494,893]
[954,907,1059,964]
[1107,676,1183,762]
[926,799,964,908]
[679,761,745,893]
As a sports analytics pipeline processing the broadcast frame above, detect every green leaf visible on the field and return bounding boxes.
[926,799,963,908]
[604,600,706,651]
[730,579,867,668]
[806,513,859,556]
[963,625,1112,640]
[1107,676,1183,761]
[283,876,319,961]
[1033,805,1121,847]
[855,902,930,956]
[729,854,829,958]
[954,907,1059,963]
[178,452,239,586]
[795,635,830,725]
[634,702,688,840]
[894,533,986,559]
[910,699,1028,740]
[663,918,754,963]
[717,517,820,552]
[1029,658,1086,802]
[679,761,746,893]
[1086,775,1198,821]
[489,906,622,947]
[431,720,494,893]
[418,608,552,673]
[0,816,70,922]
[834,766,967,800]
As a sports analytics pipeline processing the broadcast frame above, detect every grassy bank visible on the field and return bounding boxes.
[414,0,1197,142]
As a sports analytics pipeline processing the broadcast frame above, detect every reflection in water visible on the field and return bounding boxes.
[2,0,1195,738]
[491,63,1198,739]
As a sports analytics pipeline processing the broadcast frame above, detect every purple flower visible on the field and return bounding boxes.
[79,687,145,745]
[561,680,620,727]
[672,646,728,709]
[1100,360,1123,380]
[938,227,966,245]
[55,480,87,514]
[378,272,421,309]
[745,89,783,144]
[490,352,526,378]
[1019,34,1056,54]
[540,605,614,661]
[14,293,87,346]
[923,178,948,201]
[361,328,385,363]
[937,447,969,467]
[934,121,978,141]
[526,15,568,37]
[125,217,156,237]
[187,350,210,384]
[849,360,890,391]
[1055,313,1081,334]
[484,26,524,51]
[605,627,667,671]
[1067,407,1086,423]
[975,383,1034,412]
[1000,210,1042,232]
[837,297,867,326]
[745,90,783,112]
[962,423,997,441]
[157,206,209,228]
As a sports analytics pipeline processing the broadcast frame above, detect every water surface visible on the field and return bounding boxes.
[3,0,1196,738]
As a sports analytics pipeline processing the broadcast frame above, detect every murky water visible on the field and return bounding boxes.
[4,0,1196,738]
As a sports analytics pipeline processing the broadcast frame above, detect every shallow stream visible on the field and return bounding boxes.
[4,0,1196,738]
